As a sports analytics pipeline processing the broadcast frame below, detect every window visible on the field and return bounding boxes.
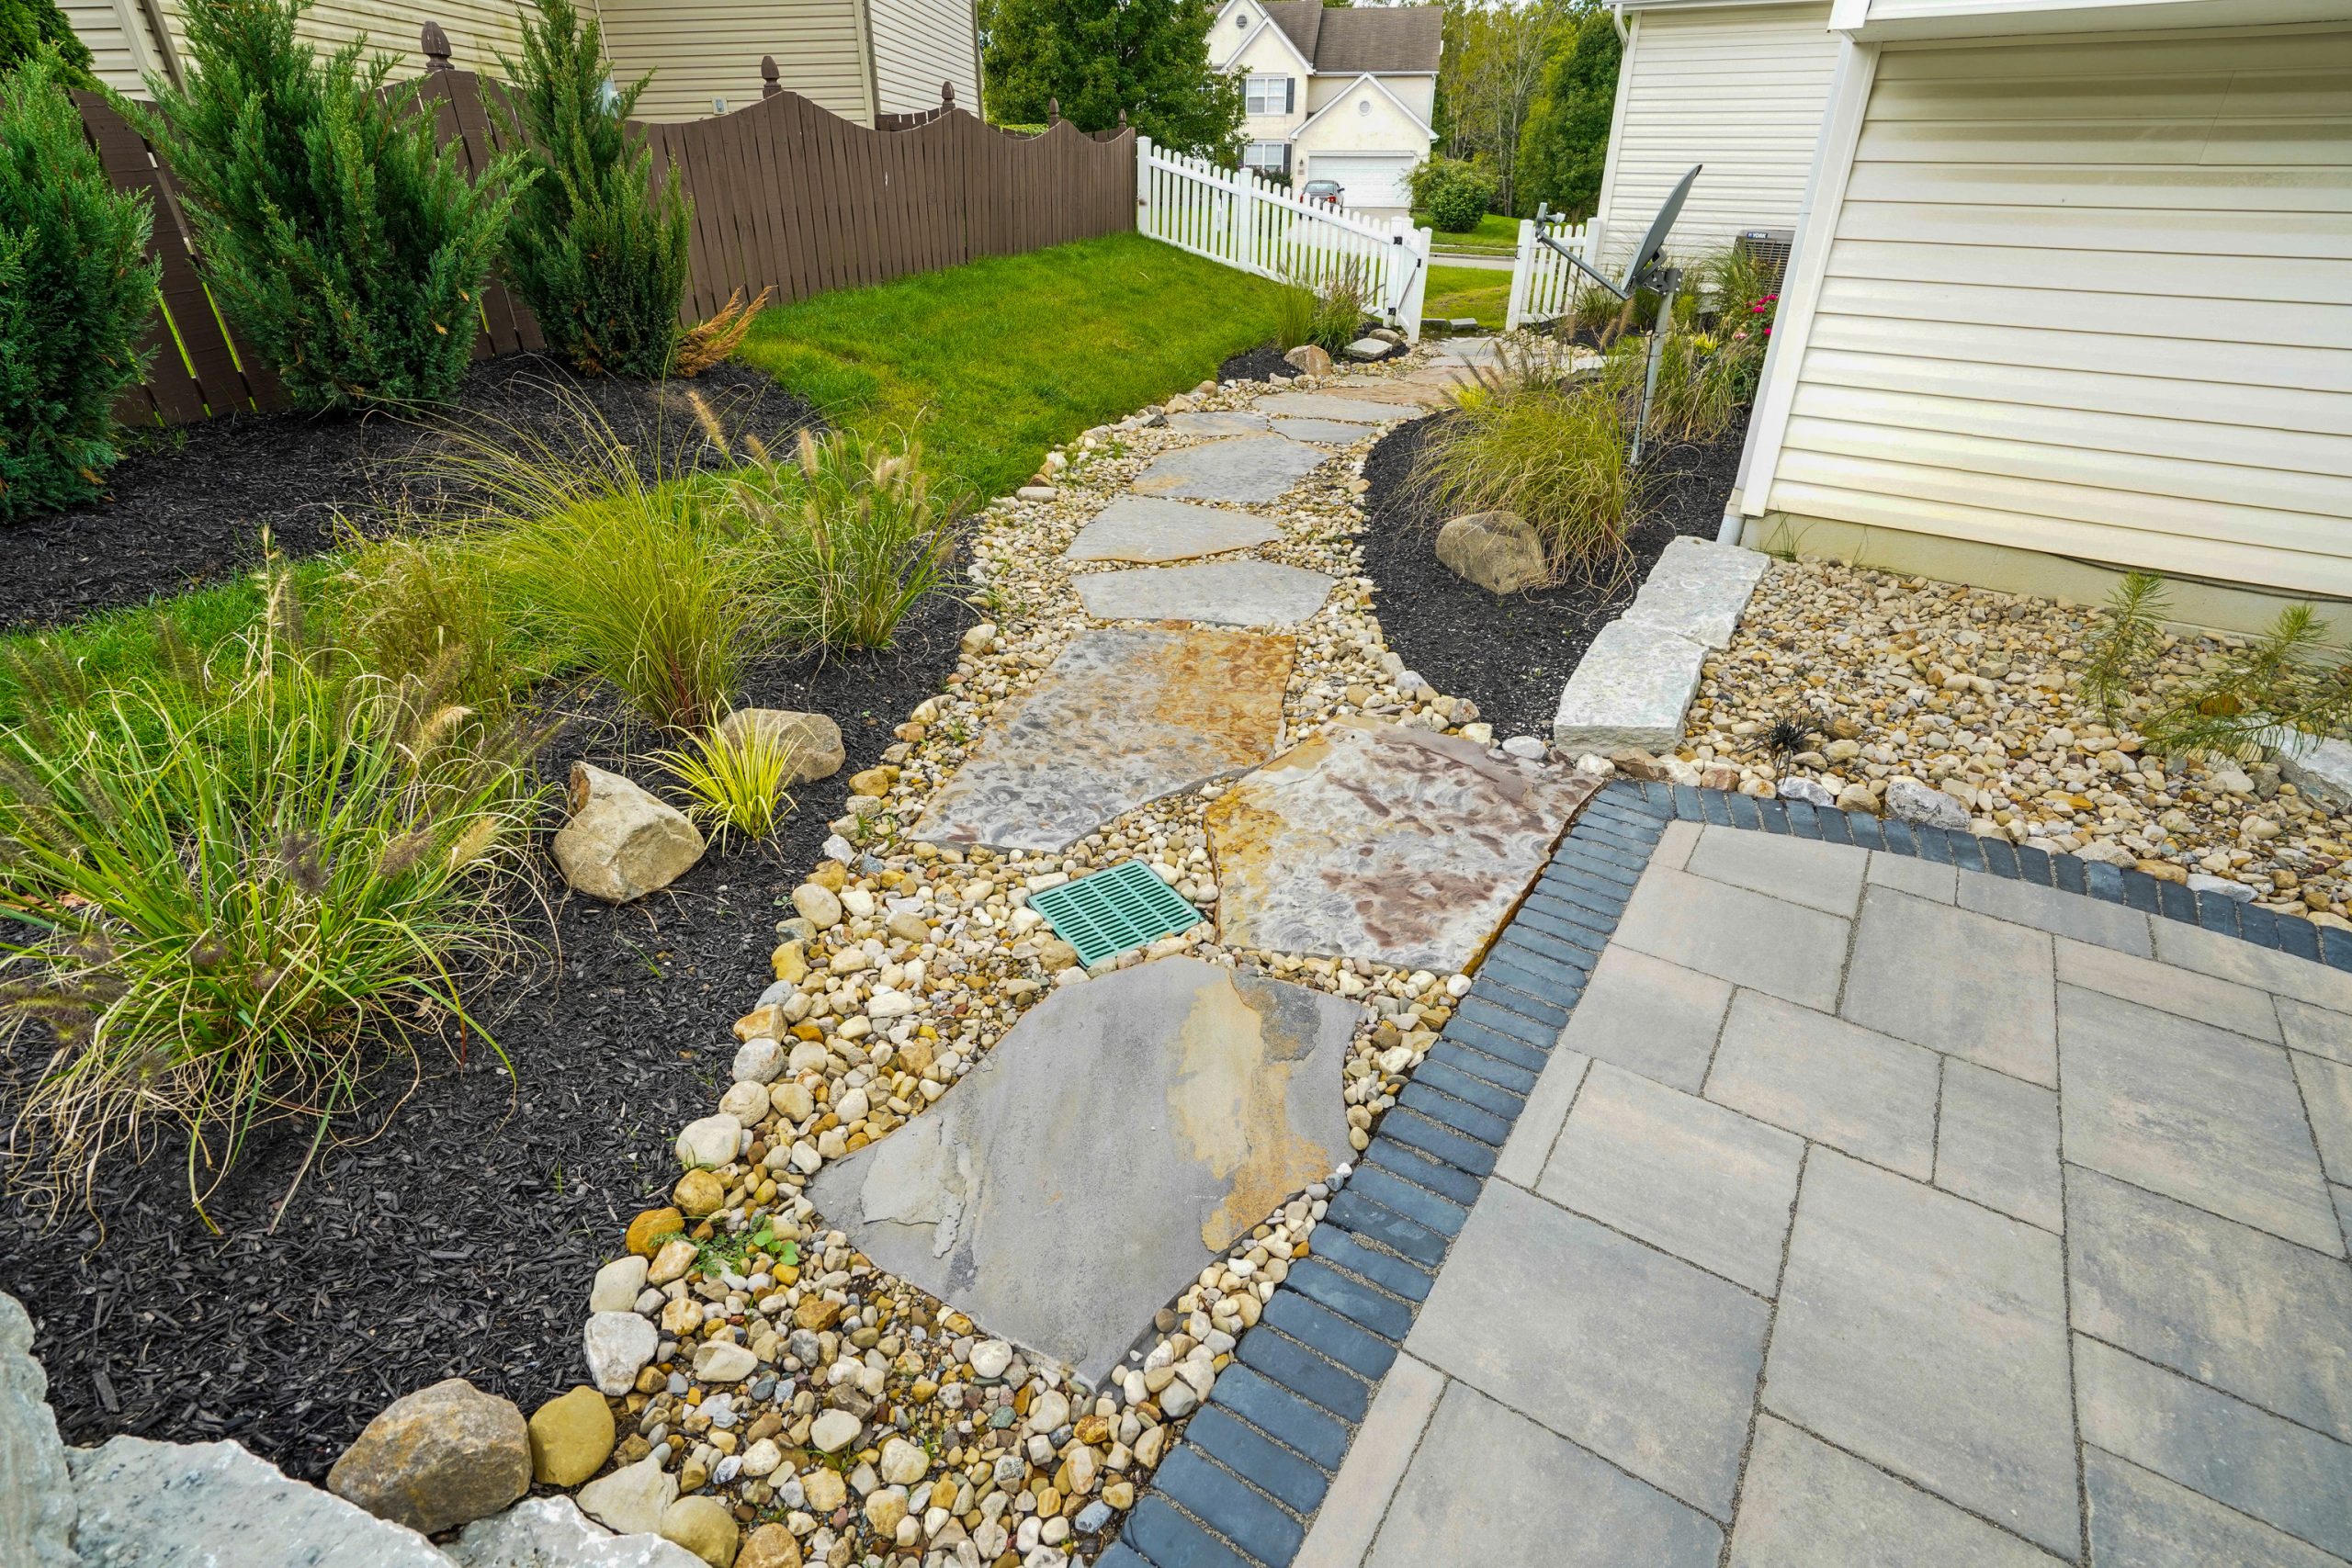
[1242,141,1291,177]
[1245,75,1294,117]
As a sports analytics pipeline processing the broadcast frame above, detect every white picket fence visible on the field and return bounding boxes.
[1504,215,1597,332]
[1136,136,1432,343]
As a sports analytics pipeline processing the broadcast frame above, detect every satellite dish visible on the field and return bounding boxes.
[1616,164,1701,296]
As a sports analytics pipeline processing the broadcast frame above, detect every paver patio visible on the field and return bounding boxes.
[1112,785,2352,1568]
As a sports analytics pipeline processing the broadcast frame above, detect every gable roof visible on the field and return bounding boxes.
[1259,2,1442,74]
[1293,71,1437,142]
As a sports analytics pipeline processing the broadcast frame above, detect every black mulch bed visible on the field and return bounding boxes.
[1359,409,1747,742]
[0,587,975,1483]
[1,355,820,635]
[1215,342,1305,384]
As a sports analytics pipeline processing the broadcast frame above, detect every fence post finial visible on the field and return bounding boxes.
[761,55,780,97]
[943,80,956,109]
[1117,107,1128,130]
[1047,96,1060,125]
[421,20,454,71]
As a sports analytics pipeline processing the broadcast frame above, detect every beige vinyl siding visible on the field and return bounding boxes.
[1598,3,1840,269]
[869,0,978,116]
[62,0,160,94]
[1763,27,2352,596]
[604,0,874,122]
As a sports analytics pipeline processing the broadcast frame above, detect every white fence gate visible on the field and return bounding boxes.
[1504,215,1596,332]
[1136,137,1432,343]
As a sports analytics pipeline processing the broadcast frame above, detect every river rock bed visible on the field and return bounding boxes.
[1666,557,2351,926]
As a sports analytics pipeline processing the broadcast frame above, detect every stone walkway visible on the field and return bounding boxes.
[1111,784,2352,1568]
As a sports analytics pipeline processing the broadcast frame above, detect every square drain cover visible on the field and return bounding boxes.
[1030,860,1204,968]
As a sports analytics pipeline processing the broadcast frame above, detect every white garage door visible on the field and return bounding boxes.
[1307,155,1413,212]
[1764,26,2352,595]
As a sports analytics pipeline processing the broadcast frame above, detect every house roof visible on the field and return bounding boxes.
[1293,72,1437,143]
[1259,2,1442,74]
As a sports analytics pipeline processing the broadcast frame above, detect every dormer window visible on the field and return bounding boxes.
[1246,75,1295,116]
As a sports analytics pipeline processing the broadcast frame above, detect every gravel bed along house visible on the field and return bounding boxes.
[1662,557,2351,929]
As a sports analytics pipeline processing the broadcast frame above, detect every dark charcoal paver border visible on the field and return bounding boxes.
[1109,783,2350,1568]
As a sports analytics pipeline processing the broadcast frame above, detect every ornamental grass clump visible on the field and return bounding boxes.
[734,426,963,654]
[1412,338,1633,585]
[655,714,798,840]
[129,0,524,412]
[0,569,548,1224]
[495,0,693,378]
[0,46,160,520]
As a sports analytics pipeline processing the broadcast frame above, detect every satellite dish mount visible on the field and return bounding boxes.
[1533,163,1701,468]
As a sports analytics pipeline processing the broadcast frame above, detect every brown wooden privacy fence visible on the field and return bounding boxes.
[73,68,1136,427]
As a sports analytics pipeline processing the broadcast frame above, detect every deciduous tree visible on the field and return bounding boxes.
[983,0,1242,158]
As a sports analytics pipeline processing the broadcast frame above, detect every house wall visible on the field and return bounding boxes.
[1594,1,1840,267]
[1208,0,1275,70]
[1305,72,1433,120]
[1229,26,1312,145]
[602,0,875,122]
[1294,80,1430,164]
[868,0,979,117]
[1752,24,2352,599]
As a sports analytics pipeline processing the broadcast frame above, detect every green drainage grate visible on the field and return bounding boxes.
[1030,860,1204,968]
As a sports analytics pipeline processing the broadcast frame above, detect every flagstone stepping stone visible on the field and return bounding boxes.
[1132,434,1330,504]
[1253,392,1420,423]
[1166,411,1269,437]
[1271,417,1376,445]
[1063,496,1282,564]
[1207,718,1599,972]
[913,626,1293,852]
[1075,559,1338,627]
[808,957,1363,1384]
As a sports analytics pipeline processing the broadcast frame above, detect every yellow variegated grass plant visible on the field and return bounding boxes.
[656,714,799,840]
[0,570,549,1224]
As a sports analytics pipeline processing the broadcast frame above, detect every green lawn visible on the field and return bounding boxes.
[735,232,1286,506]
[1425,264,1511,332]
[1416,211,1521,254]
[5,234,1286,710]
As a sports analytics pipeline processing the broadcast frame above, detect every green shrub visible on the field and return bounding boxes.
[1416,157,1497,234]
[0,47,158,520]
[1413,341,1632,584]
[0,0,96,87]
[495,0,691,378]
[0,571,547,1222]
[129,0,525,412]
[1632,326,1758,445]
[736,427,962,654]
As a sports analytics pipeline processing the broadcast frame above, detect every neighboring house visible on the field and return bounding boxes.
[1588,0,1842,272]
[1733,0,2352,631]
[62,0,980,125]
[1207,0,1442,218]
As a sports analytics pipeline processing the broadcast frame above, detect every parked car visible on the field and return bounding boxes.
[1301,178,1344,209]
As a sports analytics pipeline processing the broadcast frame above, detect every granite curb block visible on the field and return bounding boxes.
[1552,538,1769,753]
[1116,778,2350,1568]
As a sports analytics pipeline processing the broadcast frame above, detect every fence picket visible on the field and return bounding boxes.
[1136,138,1430,341]
[1504,214,1594,332]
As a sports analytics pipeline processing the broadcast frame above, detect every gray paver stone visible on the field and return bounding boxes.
[1765,1151,2079,1555]
[1163,410,1269,436]
[1725,1416,2066,1568]
[1686,825,1867,917]
[1934,1058,2063,1231]
[808,957,1361,1384]
[1614,866,1848,1011]
[1556,945,1732,1093]
[2058,984,2339,1253]
[1538,1063,1803,1293]
[2058,937,2284,1041]
[1365,1382,1722,1568]
[2281,998,2352,1066]
[1957,870,2154,954]
[1408,1180,1768,1519]
[2075,1335,2352,1560]
[2066,1165,2352,1442]
[1620,536,1770,650]
[1864,851,1955,904]
[1553,619,1711,752]
[1062,495,1282,563]
[1706,992,1940,1179]
[2086,1448,2345,1568]
[2295,1051,2352,1185]
[1840,886,2057,1086]
[1272,417,1376,444]
[1073,559,1337,627]
[1255,390,1422,423]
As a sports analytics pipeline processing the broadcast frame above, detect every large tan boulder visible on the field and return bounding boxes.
[526,1385,616,1486]
[326,1378,530,1534]
[1283,344,1332,375]
[1436,510,1550,595]
[716,708,844,784]
[554,763,705,903]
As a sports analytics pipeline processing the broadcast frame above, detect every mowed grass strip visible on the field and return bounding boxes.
[1425,264,1511,332]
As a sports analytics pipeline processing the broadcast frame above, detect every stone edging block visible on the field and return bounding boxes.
[1552,540,1769,752]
